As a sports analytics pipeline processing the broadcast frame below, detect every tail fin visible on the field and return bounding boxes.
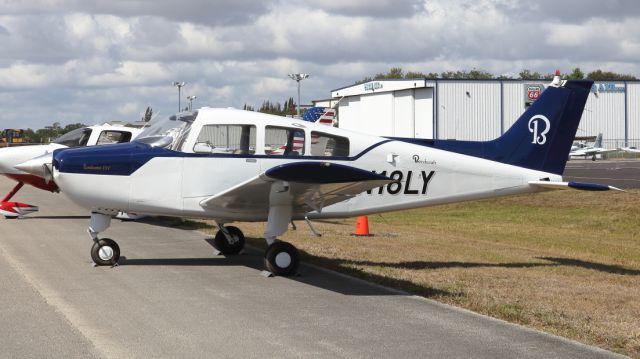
[431,79,593,175]
[594,133,603,148]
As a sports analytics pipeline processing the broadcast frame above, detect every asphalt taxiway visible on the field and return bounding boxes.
[0,177,626,358]
[564,159,640,189]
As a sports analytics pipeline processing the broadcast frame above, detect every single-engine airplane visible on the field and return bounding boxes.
[569,133,617,161]
[16,76,621,275]
[0,124,140,218]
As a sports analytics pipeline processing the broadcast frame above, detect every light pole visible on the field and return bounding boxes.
[173,81,186,112]
[187,95,197,111]
[288,73,309,117]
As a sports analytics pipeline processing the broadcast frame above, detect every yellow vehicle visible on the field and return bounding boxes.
[2,129,25,145]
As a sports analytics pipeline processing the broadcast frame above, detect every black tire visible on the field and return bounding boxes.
[91,238,120,266]
[5,216,17,219]
[264,241,299,276]
[213,226,245,255]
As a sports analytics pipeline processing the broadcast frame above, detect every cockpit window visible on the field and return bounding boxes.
[53,128,92,148]
[137,112,196,150]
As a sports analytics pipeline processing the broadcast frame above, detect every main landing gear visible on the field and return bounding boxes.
[214,222,300,276]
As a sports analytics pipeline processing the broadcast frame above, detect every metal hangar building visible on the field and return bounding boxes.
[316,79,640,148]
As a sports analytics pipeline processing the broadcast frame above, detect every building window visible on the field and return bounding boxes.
[194,124,256,154]
[265,126,305,156]
[310,132,349,157]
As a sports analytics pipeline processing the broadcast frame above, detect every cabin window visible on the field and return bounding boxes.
[194,125,256,154]
[264,126,305,156]
[97,130,132,145]
[310,132,349,157]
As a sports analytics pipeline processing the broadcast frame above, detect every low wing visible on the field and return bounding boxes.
[621,147,640,154]
[571,148,617,156]
[200,162,394,214]
[529,180,623,192]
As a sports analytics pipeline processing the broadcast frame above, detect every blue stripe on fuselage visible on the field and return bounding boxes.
[52,140,393,176]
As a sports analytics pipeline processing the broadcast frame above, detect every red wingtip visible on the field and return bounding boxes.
[555,69,561,76]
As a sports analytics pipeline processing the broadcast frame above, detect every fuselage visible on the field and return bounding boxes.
[53,108,561,222]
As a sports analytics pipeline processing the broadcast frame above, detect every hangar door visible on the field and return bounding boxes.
[393,88,433,139]
[337,87,434,138]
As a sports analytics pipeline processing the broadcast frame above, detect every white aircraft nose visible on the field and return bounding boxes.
[14,153,54,181]
[0,148,20,173]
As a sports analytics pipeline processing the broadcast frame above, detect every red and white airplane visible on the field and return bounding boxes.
[0,124,140,218]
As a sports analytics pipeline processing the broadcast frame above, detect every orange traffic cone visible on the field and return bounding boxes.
[351,216,374,237]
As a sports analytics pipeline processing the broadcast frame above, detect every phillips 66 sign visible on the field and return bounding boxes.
[524,84,545,106]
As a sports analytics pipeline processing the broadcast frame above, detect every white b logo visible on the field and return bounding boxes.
[528,115,550,145]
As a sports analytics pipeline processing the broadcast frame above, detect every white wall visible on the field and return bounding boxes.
[503,82,527,132]
[393,89,414,137]
[580,83,626,146]
[414,88,433,138]
[436,81,501,140]
[629,83,640,147]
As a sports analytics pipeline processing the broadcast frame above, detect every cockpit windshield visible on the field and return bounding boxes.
[53,128,92,148]
[136,112,196,150]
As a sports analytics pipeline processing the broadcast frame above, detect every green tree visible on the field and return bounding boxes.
[375,67,404,80]
[586,70,637,81]
[567,68,585,79]
[63,123,85,133]
[518,69,543,80]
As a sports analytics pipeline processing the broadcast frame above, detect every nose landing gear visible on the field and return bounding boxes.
[91,238,120,266]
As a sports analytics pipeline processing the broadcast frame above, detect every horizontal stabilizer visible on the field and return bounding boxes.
[528,181,623,192]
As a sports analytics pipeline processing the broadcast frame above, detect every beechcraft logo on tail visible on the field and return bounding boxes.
[528,115,550,145]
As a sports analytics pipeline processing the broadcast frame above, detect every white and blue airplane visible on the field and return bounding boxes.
[15,76,620,275]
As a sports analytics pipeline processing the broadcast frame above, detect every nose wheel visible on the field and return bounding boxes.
[91,238,120,266]
[264,241,299,276]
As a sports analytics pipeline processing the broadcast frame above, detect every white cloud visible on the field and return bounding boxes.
[0,0,638,129]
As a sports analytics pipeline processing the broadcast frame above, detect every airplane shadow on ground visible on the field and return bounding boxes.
[117,234,640,297]
[338,257,640,276]
[537,257,640,276]
[118,236,454,297]
[22,215,91,220]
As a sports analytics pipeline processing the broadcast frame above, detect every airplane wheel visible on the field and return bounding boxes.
[264,241,299,276]
[213,226,245,255]
[91,238,120,266]
[4,216,17,219]
[592,155,596,161]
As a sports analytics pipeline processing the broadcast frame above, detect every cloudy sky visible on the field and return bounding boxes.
[1,0,639,129]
